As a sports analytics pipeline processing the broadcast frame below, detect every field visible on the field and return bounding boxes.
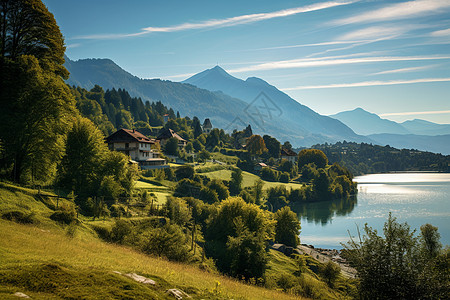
[0,183,305,300]
[203,169,306,190]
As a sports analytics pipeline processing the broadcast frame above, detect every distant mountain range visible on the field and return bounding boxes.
[330,108,450,154]
[330,107,450,136]
[64,57,450,154]
[64,57,366,147]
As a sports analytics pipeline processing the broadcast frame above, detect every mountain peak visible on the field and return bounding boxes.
[182,65,241,87]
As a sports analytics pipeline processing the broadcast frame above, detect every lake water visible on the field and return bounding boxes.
[295,173,450,249]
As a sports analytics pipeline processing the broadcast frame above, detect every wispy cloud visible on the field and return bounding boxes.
[226,40,365,52]
[73,1,355,40]
[371,65,436,75]
[380,110,450,117]
[334,0,450,25]
[282,78,450,91]
[431,28,450,37]
[337,25,414,41]
[228,54,450,73]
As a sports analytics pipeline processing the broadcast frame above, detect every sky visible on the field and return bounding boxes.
[43,0,450,124]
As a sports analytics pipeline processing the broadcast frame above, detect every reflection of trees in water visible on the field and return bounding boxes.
[291,195,357,225]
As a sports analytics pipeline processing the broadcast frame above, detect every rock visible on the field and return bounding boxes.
[166,288,191,299]
[124,273,156,285]
[13,292,30,298]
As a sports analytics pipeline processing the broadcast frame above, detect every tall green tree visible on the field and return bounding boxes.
[0,0,74,183]
[229,168,243,195]
[263,135,281,158]
[298,149,328,169]
[274,206,301,247]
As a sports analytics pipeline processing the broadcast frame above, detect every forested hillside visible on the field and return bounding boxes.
[310,142,450,175]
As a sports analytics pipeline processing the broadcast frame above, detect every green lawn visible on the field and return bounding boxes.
[203,170,306,190]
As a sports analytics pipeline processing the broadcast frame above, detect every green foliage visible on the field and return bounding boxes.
[279,172,290,183]
[205,198,274,280]
[175,165,195,180]
[198,149,211,162]
[207,180,229,201]
[343,214,448,299]
[50,206,76,225]
[319,261,340,287]
[263,135,281,158]
[164,137,179,156]
[141,224,190,262]
[298,149,328,169]
[261,167,279,182]
[199,186,219,204]
[229,168,243,195]
[313,141,450,175]
[274,206,301,247]
[174,178,202,198]
[164,197,190,226]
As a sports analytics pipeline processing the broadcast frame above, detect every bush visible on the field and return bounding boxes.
[50,206,76,224]
[279,172,290,183]
[110,220,131,243]
[2,210,36,224]
[175,165,194,180]
[261,167,279,182]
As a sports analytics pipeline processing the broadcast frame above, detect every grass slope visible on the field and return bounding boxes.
[0,183,305,300]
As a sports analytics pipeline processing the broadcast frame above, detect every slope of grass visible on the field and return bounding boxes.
[0,185,305,300]
[203,170,305,190]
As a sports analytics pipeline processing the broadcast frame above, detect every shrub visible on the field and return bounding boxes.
[261,167,279,182]
[279,172,290,183]
[2,210,36,224]
[50,206,76,224]
[110,220,131,244]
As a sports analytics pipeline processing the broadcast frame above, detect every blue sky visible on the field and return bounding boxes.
[43,0,450,124]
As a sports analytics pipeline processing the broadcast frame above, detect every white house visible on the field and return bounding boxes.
[106,128,167,169]
[280,148,297,164]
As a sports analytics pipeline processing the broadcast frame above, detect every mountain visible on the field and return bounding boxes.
[329,108,410,135]
[65,58,367,147]
[401,119,450,136]
[183,66,367,145]
[368,133,450,155]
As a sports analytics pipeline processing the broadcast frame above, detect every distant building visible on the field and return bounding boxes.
[156,128,187,148]
[280,148,297,164]
[105,128,167,169]
[202,118,213,134]
[163,114,169,124]
[254,162,268,171]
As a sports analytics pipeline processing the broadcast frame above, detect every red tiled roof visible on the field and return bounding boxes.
[281,148,297,156]
[156,128,187,142]
[106,128,155,144]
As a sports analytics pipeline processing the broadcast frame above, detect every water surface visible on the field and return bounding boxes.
[295,173,450,249]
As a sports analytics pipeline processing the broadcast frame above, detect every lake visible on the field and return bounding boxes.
[295,172,450,249]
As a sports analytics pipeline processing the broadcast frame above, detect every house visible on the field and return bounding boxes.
[105,128,167,169]
[156,128,187,148]
[202,118,213,134]
[280,148,297,164]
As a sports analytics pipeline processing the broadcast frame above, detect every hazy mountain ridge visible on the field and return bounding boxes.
[64,57,367,147]
[183,66,365,143]
[330,107,450,136]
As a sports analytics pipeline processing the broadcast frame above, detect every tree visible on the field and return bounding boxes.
[207,179,229,201]
[229,168,243,195]
[274,206,300,247]
[205,198,274,280]
[58,117,106,198]
[164,137,179,156]
[198,149,210,163]
[319,261,341,287]
[263,135,281,158]
[342,214,447,299]
[175,165,194,180]
[192,117,203,138]
[298,149,328,169]
[283,141,292,150]
[246,135,267,156]
[0,0,76,183]
[0,0,67,76]
[253,179,264,205]
[199,186,219,204]
[420,223,441,258]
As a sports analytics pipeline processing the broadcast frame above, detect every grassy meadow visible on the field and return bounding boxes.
[0,183,306,300]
